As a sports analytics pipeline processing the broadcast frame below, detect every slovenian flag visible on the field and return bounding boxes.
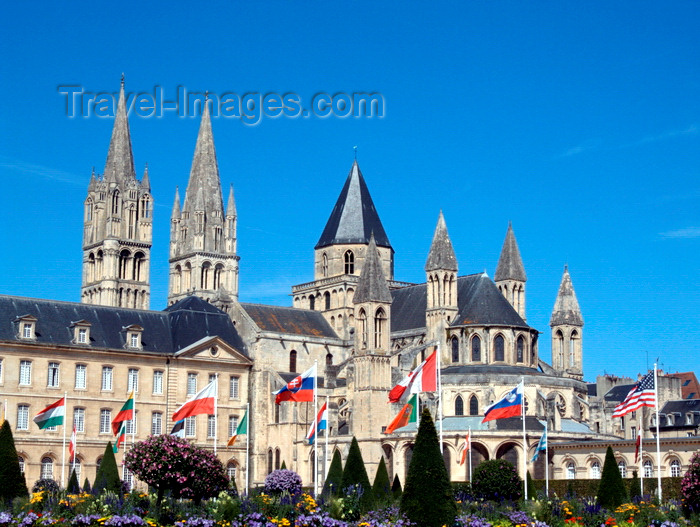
[274,365,316,404]
[227,410,248,446]
[33,397,65,429]
[388,348,438,403]
[306,402,328,445]
[112,391,134,435]
[172,381,217,422]
[482,381,523,423]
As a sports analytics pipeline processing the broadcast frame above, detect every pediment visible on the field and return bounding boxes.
[175,335,252,364]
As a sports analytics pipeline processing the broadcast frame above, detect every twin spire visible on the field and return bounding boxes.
[104,80,136,183]
[550,265,584,327]
[425,211,458,272]
[495,222,527,282]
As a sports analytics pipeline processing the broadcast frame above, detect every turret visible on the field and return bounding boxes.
[550,266,584,380]
[494,222,527,320]
[425,211,458,344]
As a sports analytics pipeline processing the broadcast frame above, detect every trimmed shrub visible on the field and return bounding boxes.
[471,459,522,502]
[341,436,374,512]
[32,478,60,494]
[597,446,627,509]
[400,407,456,527]
[322,449,343,497]
[67,469,80,494]
[629,470,641,500]
[0,420,28,503]
[391,474,402,498]
[526,470,536,499]
[82,478,91,493]
[372,457,391,503]
[93,442,121,495]
[263,469,302,495]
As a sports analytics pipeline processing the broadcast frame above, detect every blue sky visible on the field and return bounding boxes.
[0,1,698,382]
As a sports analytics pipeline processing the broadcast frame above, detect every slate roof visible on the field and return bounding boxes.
[495,415,544,431]
[240,303,339,339]
[550,266,583,326]
[660,399,700,415]
[587,383,598,397]
[353,234,392,304]
[390,273,530,333]
[604,384,635,403]
[494,223,526,281]
[425,211,458,272]
[0,294,248,356]
[441,364,540,379]
[315,161,392,250]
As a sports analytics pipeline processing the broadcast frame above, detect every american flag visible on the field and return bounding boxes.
[612,371,656,418]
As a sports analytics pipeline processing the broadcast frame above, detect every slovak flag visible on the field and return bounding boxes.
[172,381,217,422]
[482,381,523,423]
[274,365,316,405]
[306,402,328,445]
[388,348,438,403]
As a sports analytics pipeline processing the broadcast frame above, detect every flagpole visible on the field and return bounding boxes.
[324,394,330,480]
[61,392,67,488]
[468,427,472,482]
[437,344,444,454]
[639,429,644,496]
[214,376,219,456]
[654,363,662,501]
[544,421,549,497]
[313,360,318,499]
[132,389,136,451]
[245,401,250,497]
[521,378,527,500]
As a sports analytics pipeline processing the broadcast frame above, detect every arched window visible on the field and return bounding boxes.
[17,456,25,474]
[322,253,328,277]
[119,250,131,279]
[344,250,354,274]
[275,448,281,470]
[227,461,237,481]
[469,395,479,416]
[358,309,368,349]
[670,459,681,477]
[443,446,451,479]
[141,195,152,219]
[516,336,524,363]
[404,445,414,481]
[494,335,505,362]
[85,198,93,222]
[214,264,224,289]
[471,335,481,362]
[618,460,627,478]
[451,337,459,363]
[374,308,386,348]
[455,395,464,416]
[324,291,331,310]
[566,462,576,479]
[590,461,601,479]
[643,459,653,478]
[267,449,273,474]
[174,265,182,294]
[570,330,578,367]
[133,252,145,281]
[309,295,315,310]
[556,330,564,369]
[112,190,120,215]
[201,262,211,289]
[326,353,333,366]
[289,350,297,373]
[41,456,54,480]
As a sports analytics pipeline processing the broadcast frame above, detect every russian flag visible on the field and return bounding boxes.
[482,381,523,423]
[274,365,316,404]
[306,402,328,444]
[388,348,438,403]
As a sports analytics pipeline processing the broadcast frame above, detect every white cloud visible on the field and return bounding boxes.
[660,227,700,239]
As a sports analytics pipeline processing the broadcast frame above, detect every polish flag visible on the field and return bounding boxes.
[388,348,438,403]
[172,381,217,422]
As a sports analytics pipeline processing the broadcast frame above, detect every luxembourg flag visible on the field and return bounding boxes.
[33,397,65,429]
[274,365,316,404]
[306,402,328,445]
[482,382,523,423]
[172,380,217,422]
[388,348,437,403]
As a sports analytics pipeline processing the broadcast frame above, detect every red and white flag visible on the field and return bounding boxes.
[172,381,217,422]
[388,348,438,403]
[634,430,642,463]
[69,424,77,462]
[458,431,470,465]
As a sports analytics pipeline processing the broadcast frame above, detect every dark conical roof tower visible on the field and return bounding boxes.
[495,222,527,282]
[316,160,392,250]
[425,211,458,272]
[103,77,136,183]
[354,234,392,304]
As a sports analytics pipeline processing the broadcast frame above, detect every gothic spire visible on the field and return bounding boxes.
[316,160,391,250]
[141,163,150,190]
[103,79,136,183]
[171,186,181,219]
[550,266,583,326]
[353,234,392,304]
[495,222,527,282]
[425,211,458,272]
[226,184,236,217]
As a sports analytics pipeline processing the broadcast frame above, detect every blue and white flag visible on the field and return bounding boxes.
[531,424,547,462]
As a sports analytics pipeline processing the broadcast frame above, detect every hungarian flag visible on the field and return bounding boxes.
[173,381,216,422]
[69,425,77,462]
[33,397,65,429]
[306,402,328,445]
[482,382,523,423]
[388,348,438,403]
[384,394,418,434]
[227,410,248,446]
[113,422,126,453]
[274,365,315,404]
[458,432,470,465]
[112,391,134,435]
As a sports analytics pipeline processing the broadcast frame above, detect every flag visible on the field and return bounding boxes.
[458,432,470,465]
[227,410,248,446]
[170,419,185,438]
[112,391,134,435]
[274,365,316,404]
[172,381,216,422]
[69,425,77,462]
[388,348,438,403]
[306,402,328,445]
[33,397,65,429]
[384,394,418,434]
[532,426,547,462]
[635,430,642,463]
[612,371,656,418]
[113,422,126,453]
[482,382,523,423]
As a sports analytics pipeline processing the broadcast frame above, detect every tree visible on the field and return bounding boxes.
[82,478,91,493]
[629,470,641,501]
[372,456,391,503]
[340,436,374,511]
[280,460,287,470]
[391,474,402,498]
[93,442,121,495]
[526,470,536,500]
[597,446,627,509]
[124,435,228,505]
[322,449,343,497]
[681,452,700,517]
[471,459,522,501]
[400,408,456,527]
[0,420,28,503]
[67,469,80,494]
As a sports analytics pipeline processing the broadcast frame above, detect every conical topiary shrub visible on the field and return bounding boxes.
[0,420,28,503]
[372,456,391,503]
[391,474,402,499]
[67,469,80,494]
[400,407,456,527]
[597,446,627,509]
[93,442,121,494]
[340,436,374,512]
[322,449,343,497]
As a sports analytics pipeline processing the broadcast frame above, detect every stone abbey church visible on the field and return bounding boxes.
[3,80,638,491]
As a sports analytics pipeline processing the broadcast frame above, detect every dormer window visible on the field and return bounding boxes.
[123,324,144,350]
[23,323,33,339]
[71,321,92,345]
[16,315,37,340]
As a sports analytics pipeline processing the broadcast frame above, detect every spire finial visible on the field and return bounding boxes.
[353,145,358,160]
[120,73,125,88]
[205,90,209,101]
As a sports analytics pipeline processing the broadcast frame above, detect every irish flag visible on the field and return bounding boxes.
[384,394,418,434]
[388,348,438,403]
[172,381,216,422]
[33,397,65,429]
[112,391,134,435]
[227,410,248,446]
